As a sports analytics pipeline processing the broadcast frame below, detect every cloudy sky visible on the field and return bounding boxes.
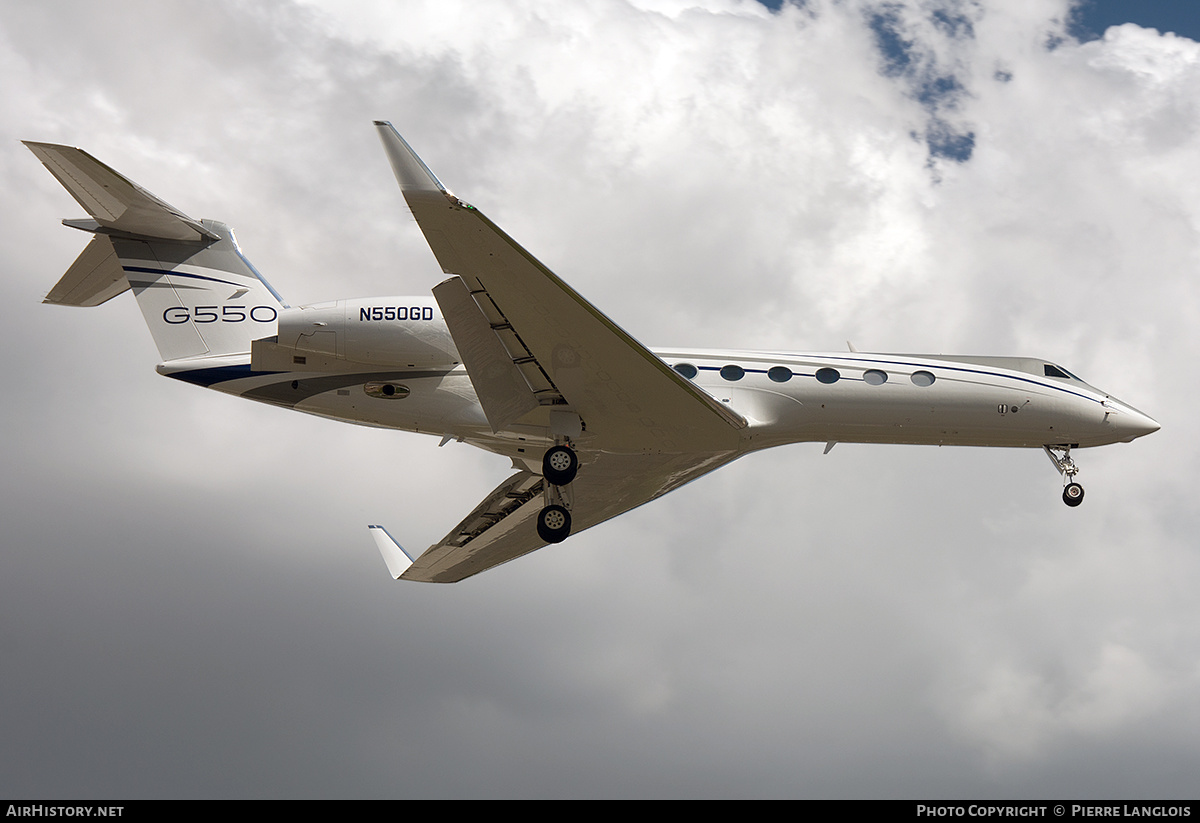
[2,0,1198,799]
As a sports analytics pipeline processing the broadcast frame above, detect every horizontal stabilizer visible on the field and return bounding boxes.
[24,141,219,242]
[368,525,416,579]
[43,234,129,306]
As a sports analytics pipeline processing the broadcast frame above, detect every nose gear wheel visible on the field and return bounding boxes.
[1044,445,1084,507]
[1062,482,1085,507]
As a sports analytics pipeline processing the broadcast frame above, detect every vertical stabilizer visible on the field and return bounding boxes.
[112,222,285,361]
[28,141,287,361]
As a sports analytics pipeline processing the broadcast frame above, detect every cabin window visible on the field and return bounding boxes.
[911,370,936,387]
[815,368,840,384]
[720,365,745,381]
[768,366,793,383]
[863,369,888,385]
[673,363,698,379]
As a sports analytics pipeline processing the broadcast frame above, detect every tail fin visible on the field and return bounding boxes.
[109,222,286,361]
[26,141,286,361]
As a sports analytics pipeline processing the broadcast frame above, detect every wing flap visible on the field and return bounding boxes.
[432,275,540,432]
[401,470,546,582]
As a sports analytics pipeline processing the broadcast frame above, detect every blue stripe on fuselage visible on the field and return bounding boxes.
[163,364,281,387]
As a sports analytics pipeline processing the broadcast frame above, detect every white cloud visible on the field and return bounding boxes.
[1,0,1197,798]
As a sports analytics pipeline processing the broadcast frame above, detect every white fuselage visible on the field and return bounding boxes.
[162,329,1159,467]
[654,349,1157,451]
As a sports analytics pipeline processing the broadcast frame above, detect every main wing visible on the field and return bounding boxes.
[374,122,745,453]
[372,123,747,581]
[394,451,740,583]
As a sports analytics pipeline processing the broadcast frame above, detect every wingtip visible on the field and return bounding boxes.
[373,121,447,194]
[368,524,416,580]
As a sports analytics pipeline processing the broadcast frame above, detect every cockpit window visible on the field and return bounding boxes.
[1044,364,1078,380]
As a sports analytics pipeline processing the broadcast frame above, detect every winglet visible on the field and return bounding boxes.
[368,524,416,580]
[373,121,449,194]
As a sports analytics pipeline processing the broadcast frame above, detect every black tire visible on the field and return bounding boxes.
[536,505,572,543]
[1062,483,1084,507]
[542,445,579,486]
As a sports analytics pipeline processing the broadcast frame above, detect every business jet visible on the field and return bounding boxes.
[26,122,1160,583]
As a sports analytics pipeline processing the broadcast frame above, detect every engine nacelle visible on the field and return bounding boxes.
[276,297,459,367]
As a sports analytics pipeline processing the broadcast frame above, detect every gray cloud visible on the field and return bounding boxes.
[1,0,1195,798]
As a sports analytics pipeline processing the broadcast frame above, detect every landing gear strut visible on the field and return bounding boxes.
[1044,445,1084,507]
[538,442,578,542]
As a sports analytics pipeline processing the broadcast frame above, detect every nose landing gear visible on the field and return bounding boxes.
[1044,445,1084,507]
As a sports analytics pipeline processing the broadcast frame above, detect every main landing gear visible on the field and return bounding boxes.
[1044,445,1085,507]
[537,443,578,543]
[536,503,572,544]
[542,444,579,486]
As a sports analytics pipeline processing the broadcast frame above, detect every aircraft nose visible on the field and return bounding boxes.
[1107,402,1161,441]
[1129,411,1161,438]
